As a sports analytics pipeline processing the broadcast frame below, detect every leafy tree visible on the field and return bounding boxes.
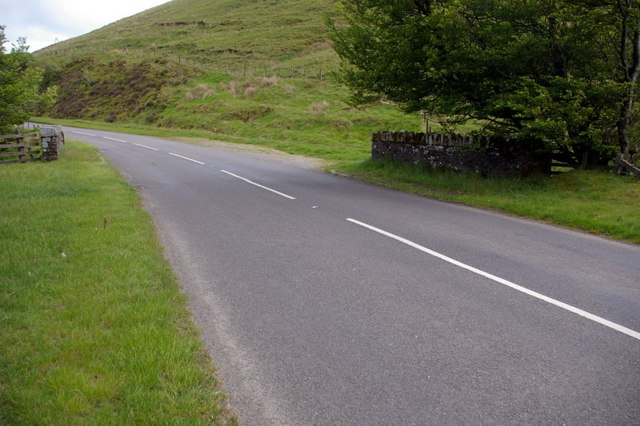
[329,0,636,167]
[0,26,57,133]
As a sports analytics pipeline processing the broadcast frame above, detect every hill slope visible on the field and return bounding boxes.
[37,0,337,71]
[35,0,421,159]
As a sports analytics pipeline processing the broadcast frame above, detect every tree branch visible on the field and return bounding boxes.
[618,0,632,79]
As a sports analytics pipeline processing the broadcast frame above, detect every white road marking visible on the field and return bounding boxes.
[221,170,296,200]
[134,143,159,151]
[71,131,96,136]
[104,136,127,143]
[346,218,640,342]
[169,152,205,165]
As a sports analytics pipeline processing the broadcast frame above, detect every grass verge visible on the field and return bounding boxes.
[0,140,235,424]
[339,159,640,244]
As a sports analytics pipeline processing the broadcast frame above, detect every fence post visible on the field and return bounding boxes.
[16,132,25,163]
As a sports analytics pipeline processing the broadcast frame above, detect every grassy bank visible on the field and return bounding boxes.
[35,69,425,164]
[0,141,235,424]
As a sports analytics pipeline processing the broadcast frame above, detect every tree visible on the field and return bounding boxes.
[329,0,635,167]
[614,0,640,159]
[0,26,57,133]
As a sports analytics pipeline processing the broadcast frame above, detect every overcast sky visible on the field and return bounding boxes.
[1,0,170,52]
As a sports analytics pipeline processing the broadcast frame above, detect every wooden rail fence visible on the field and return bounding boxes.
[0,133,42,164]
[616,154,640,177]
[0,126,64,165]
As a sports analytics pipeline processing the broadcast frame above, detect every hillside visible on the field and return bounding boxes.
[36,0,338,72]
[34,0,422,159]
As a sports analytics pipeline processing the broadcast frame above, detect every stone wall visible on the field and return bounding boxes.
[372,131,551,176]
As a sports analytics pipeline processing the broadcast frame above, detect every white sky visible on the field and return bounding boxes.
[1,0,170,52]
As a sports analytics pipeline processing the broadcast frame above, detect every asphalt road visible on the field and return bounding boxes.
[66,127,640,425]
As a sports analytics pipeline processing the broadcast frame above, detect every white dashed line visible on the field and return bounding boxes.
[346,218,640,342]
[134,143,159,151]
[169,152,205,165]
[71,131,96,136]
[104,136,127,143]
[221,170,296,200]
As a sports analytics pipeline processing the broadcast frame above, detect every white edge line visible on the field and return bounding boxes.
[104,136,127,143]
[169,152,205,165]
[71,131,96,136]
[346,218,640,342]
[134,143,159,152]
[221,170,296,200]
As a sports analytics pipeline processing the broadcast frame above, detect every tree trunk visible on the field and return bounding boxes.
[616,0,640,163]
[618,94,633,158]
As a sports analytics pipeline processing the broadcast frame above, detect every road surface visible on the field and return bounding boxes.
[66,127,640,425]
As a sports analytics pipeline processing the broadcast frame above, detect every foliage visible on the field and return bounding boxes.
[329,0,639,167]
[0,27,57,133]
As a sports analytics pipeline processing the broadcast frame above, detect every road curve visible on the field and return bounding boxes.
[66,127,640,425]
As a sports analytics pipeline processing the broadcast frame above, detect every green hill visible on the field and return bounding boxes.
[37,0,337,72]
[34,0,422,160]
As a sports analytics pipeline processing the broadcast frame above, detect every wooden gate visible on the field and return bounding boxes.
[0,132,42,164]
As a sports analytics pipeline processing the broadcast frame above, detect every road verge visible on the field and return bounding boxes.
[0,140,236,424]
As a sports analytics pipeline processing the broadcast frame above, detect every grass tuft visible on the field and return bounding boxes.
[308,100,330,116]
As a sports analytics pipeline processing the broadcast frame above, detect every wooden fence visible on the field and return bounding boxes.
[0,132,42,164]
[616,154,640,177]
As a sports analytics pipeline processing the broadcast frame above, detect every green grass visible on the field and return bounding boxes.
[340,159,640,244]
[155,75,426,162]
[35,78,426,163]
[0,141,236,424]
[36,0,337,71]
